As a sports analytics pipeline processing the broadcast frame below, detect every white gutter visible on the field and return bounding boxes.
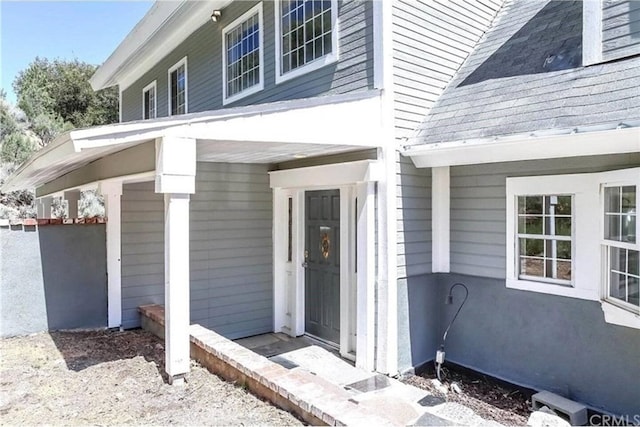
[404,122,640,168]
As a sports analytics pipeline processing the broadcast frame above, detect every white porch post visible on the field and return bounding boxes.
[99,182,123,329]
[37,197,53,219]
[432,166,450,273]
[64,190,81,218]
[356,181,376,370]
[155,136,196,385]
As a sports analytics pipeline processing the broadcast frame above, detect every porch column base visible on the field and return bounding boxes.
[168,373,186,386]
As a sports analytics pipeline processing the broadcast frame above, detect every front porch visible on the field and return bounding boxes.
[1,91,392,383]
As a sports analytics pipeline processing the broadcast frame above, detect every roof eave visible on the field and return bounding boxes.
[404,124,640,168]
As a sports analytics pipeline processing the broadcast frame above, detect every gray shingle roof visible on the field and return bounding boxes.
[412,0,640,145]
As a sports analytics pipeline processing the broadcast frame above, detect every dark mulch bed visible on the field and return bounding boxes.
[404,362,535,425]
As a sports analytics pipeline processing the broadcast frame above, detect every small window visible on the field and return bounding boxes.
[516,195,573,285]
[603,185,639,312]
[168,57,187,116]
[142,81,157,120]
[223,4,264,105]
[287,197,293,262]
[276,0,338,83]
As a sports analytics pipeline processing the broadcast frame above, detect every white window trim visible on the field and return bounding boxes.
[506,174,599,301]
[506,168,640,330]
[142,80,157,120]
[222,3,264,106]
[274,0,339,85]
[167,56,188,116]
[598,168,640,328]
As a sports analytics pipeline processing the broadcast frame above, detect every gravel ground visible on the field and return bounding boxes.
[403,364,534,426]
[0,329,303,426]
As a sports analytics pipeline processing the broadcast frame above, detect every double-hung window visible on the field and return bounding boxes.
[602,178,639,314]
[222,4,264,105]
[168,57,187,116]
[276,0,338,83]
[506,168,640,329]
[142,81,157,120]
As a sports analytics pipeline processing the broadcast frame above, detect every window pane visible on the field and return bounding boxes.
[556,261,572,281]
[557,240,571,259]
[518,216,542,234]
[609,272,626,301]
[520,238,544,257]
[605,186,620,213]
[554,217,572,236]
[621,186,636,213]
[605,214,621,241]
[622,213,636,243]
[525,196,543,214]
[555,196,572,215]
[629,250,639,276]
[520,257,544,277]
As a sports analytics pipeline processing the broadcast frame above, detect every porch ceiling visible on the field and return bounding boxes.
[2,91,384,194]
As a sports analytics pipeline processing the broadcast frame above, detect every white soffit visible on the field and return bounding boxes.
[404,124,640,168]
[2,91,384,192]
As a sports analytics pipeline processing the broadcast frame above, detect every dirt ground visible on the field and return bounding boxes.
[404,363,533,426]
[0,329,303,426]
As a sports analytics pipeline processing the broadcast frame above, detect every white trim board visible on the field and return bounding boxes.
[405,127,640,168]
[269,160,383,189]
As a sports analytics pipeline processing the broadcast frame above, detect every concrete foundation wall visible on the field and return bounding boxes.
[0,225,107,337]
[401,272,640,416]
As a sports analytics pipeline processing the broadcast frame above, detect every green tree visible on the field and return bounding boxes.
[13,57,118,132]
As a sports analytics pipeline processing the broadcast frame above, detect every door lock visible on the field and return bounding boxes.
[302,249,309,268]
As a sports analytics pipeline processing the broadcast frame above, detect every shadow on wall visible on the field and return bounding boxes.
[459,0,583,87]
[39,225,108,331]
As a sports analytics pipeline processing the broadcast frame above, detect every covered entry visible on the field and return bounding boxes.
[2,91,384,382]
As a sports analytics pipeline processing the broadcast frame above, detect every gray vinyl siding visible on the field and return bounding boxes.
[391,0,502,139]
[121,0,374,122]
[121,163,273,338]
[602,0,640,62]
[449,153,640,279]
[396,155,431,279]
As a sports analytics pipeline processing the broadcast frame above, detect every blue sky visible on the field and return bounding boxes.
[1,1,153,104]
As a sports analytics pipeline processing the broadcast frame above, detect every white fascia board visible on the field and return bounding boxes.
[269,160,383,189]
[92,1,231,92]
[179,92,385,147]
[405,127,640,168]
[1,134,75,192]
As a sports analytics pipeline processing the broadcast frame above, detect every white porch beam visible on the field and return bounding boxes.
[432,167,451,273]
[156,136,196,384]
[64,190,81,219]
[356,182,376,371]
[99,181,123,329]
[36,197,53,219]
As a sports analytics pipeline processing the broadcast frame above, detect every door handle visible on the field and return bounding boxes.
[302,249,309,268]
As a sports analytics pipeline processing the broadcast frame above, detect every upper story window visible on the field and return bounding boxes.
[506,168,640,329]
[275,0,338,84]
[168,57,187,116]
[222,4,264,105]
[142,81,157,120]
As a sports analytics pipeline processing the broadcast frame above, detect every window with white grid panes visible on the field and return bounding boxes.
[223,5,262,102]
[517,195,573,285]
[280,0,333,75]
[603,185,639,312]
